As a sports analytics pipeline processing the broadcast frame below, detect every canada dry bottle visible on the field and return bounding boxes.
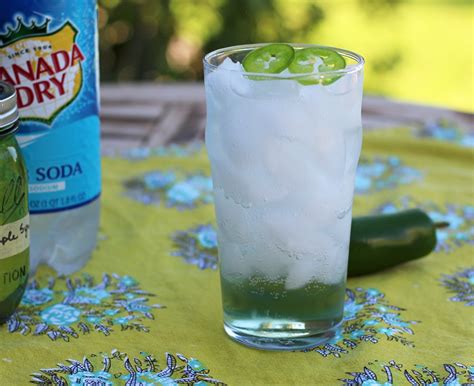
[0,81,29,323]
[0,0,101,274]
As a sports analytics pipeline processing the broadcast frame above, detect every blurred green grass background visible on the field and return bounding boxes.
[98,0,473,112]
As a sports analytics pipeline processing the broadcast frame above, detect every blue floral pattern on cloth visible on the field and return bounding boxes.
[309,288,418,358]
[340,360,473,385]
[172,224,218,270]
[355,156,422,194]
[415,120,474,148]
[373,196,474,252]
[124,170,213,208]
[440,267,474,306]
[31,350,225,385]
[102,143,203,160]
[6,274,164,342]
[40,304,81,326]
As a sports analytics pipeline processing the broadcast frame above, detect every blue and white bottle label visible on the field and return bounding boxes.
[0,0,101,214]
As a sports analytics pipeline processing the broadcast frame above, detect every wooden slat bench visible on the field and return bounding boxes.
[100,83,473,152]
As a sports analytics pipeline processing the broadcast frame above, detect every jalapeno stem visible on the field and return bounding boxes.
[434,221,450,229]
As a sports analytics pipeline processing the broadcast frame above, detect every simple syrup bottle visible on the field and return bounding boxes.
[0,81,29,323]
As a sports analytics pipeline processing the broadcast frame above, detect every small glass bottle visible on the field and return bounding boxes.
[0,81,29,323]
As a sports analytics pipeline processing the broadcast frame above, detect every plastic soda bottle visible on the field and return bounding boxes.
[0,1,101,274]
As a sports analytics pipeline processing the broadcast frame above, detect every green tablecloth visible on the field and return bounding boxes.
[1,125,473,385]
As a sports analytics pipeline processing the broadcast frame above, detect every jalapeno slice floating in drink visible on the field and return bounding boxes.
[288,47,346,85]
[242,44,295,74]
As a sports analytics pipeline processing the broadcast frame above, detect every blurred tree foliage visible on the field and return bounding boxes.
[98,0,324,81]
[97,0,473,111]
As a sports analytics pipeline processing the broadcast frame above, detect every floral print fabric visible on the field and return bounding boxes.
[1,123,472,384]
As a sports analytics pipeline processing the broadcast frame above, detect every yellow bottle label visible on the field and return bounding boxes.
[0,21,85,124]
[0,215,29,260]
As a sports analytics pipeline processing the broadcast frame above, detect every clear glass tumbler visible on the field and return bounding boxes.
[204,44,364,350]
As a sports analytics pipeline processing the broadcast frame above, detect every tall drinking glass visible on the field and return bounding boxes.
[204,44,364,350]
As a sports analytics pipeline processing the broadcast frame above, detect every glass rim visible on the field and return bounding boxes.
[203,43,365,78]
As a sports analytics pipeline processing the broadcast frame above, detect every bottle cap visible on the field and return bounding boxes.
[0,81,19,134]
